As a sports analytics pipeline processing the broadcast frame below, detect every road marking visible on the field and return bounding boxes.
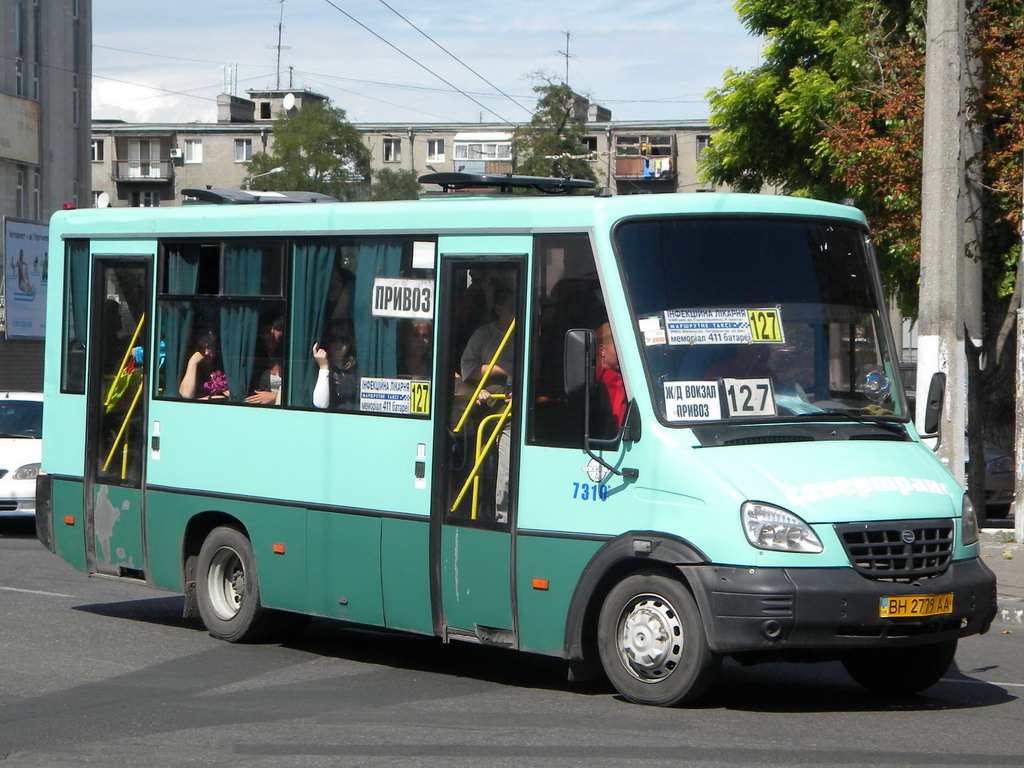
[943,678,1024,689]
[0,585,74,598]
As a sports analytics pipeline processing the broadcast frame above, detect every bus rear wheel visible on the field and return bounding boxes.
[842,639,957,695]
[196,526,268,643]
[597,571,720,706]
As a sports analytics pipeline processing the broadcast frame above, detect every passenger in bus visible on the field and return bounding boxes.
[178,330,230,399]
[325,264,356,326]
[460,280,516,522]
[460,281,514,385]
[247,314,285,405]
[596,322,627,430]
[311,330,358,409]
[398,319,433,378]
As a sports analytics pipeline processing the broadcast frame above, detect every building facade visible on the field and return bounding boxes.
[0,0,91,390]
[90,89,727,208]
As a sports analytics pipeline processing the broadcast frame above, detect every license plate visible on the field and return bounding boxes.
[879,593,954,618]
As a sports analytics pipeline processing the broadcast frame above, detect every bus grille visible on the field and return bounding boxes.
[834,519,953,581]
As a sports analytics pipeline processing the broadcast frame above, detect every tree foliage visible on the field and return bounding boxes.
[512,79,597,182]
[247,100,370,201]
[370,168,421,201]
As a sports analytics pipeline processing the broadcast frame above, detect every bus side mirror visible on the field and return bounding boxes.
[563,328,639,479]
[563,328,596,396]
[921,371,945,448]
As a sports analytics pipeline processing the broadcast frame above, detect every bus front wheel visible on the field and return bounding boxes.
[842,639,957,695]
[196,526,268,643]
[597,571,720,706]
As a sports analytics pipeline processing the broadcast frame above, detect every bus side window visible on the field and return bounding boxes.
[528,233,613,448]
[61,239,89,394]
[289,236,435,414]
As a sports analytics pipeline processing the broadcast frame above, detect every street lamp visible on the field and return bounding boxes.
[246,166,285,190]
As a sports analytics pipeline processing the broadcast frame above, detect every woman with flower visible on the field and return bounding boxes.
[178,330,230,400]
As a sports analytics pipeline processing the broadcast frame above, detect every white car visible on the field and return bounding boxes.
[0,392,42,517]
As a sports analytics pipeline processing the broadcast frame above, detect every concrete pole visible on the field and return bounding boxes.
[916,0,967,485]
[1016,308,1024,543]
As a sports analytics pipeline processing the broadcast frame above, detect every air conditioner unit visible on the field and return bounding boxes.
[169,148,183,159]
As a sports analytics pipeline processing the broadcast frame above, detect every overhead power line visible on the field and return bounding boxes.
[375,0,532,117]
[318,0,514,125]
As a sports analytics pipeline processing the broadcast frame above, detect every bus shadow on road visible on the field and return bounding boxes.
[695,657,1016,713]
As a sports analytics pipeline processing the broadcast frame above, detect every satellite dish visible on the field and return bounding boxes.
[96,192,110,209]
[282,92,296,111]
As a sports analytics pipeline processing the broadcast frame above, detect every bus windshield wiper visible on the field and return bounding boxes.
[789,410,908,436]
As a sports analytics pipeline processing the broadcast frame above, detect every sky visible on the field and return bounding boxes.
[92,0,762,126]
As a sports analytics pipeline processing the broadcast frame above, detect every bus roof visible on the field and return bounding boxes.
[50,193,868,240]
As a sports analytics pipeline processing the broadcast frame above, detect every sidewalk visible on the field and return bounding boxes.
[979,527,1024,626]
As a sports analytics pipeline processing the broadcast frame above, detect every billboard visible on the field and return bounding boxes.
[3,217,49,339]
[0,93,40,165]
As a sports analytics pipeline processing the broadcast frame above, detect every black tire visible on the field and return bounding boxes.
[195,526,269,643]
[597,571,720,706]
[842,639,958,695]
[986,504,1010,519]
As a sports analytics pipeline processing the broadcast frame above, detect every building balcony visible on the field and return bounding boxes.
[113,160,174,182]
[613,155,676,180]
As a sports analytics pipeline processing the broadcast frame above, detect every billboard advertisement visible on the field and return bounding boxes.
[3,217,49,339]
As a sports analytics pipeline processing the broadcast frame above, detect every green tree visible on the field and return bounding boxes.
[512,79,597,182]
[370,168,421,201]
[246,100,370,201]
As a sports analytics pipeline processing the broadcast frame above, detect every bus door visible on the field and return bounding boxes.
[83,257,151,578]
[432,257,524,645]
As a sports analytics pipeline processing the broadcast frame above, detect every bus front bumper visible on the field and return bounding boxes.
[686,557,997,655]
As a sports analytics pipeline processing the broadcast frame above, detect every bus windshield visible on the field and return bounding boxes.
[615,216,906,425]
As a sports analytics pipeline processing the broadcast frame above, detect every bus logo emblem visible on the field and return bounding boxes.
[900,529,916,544]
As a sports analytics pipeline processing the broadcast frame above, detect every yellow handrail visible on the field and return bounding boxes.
[449,398,513,516]
[453,318,515,434]
[103,313,146,410]
[101,380,144,474]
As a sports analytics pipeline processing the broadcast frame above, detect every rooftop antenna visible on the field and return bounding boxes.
[558,30,576,87]
[269,0,292,89]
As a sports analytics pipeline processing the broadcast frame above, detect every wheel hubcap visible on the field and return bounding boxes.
[617,593,684,682]
[207,546,245,621]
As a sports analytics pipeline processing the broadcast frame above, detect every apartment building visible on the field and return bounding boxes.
[0,0,91,390]
[91,88,726,207]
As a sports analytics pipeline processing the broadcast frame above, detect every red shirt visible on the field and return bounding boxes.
[597,366,627,427]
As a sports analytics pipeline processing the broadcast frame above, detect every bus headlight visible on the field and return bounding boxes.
[12,463,40,481]
[961,494,979,546]
[742,501,823,553]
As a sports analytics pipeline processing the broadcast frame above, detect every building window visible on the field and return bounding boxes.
[130,191,161,208]
[91,139,104,162]
[15,166,26,217]
[383,138,402,163]
[234,138,253,163]
[426,139,445,162]
[15,59,25,97]
[184,138,203,164]
[32,169,40,219]
[454,142,512,161]
[260,102,272,120]
[72,74,80,126]
[581,136,597,153]
[696,135,712,157]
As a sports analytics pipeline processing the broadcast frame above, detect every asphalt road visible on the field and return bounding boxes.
[1,516,1022,768]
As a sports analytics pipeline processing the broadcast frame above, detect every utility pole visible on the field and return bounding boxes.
[916,0,967,484]
[558,31,575,87]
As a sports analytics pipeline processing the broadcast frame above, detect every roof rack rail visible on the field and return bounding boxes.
[181,188,339,205]
[418,172,596,195]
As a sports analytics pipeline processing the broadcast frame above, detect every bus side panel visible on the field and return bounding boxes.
[440,525,513,631]
[380,516,432,634]
[144,491,308,613]
[144,489,189,592]
[515,534,603,655]
[306,509,383,626]
[51,477,87,573]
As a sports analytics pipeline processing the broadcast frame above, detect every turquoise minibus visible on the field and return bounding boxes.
[36,174,996,706]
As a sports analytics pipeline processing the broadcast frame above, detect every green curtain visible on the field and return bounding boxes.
[219,245,263,401]
[353,239,401,379]
[290,240,336,407]
[161,247,200,398]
